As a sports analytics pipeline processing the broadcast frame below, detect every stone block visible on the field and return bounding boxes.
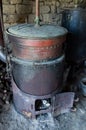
[3,15,8,23]
[40,6,50,14]
[23,0,31,4]
[3,5,16,14]
[16,5,32,14]
[28,14,35,23]
[45,1,52,6]
[66,0,73,3]
[33,5,50,14]
[3,0,10,4]
[32,6,35,14]
[51,5,57,13]
[43,13,52,23]
[8,14,27,23]
[10,0,22,4]
[56,1,60,7]
[52,0,56,6]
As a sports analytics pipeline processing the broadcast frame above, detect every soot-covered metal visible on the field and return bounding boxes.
[11,55,64,96]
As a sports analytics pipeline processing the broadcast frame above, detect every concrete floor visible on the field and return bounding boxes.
[0,94,86,130]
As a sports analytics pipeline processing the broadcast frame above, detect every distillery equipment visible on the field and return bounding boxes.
[6,0,69,118]
[0,0,75,118]
[7,24,67,61]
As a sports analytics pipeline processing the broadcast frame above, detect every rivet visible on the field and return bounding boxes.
[46,46,49,49]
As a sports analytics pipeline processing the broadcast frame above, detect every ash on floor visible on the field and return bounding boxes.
[0,95,86,130]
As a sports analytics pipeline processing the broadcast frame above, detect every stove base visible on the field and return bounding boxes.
[12,79,75,118]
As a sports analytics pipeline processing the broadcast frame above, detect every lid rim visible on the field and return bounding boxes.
[6,24,68,39]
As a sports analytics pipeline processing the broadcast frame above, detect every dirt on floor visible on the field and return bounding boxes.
[0,94,86,130]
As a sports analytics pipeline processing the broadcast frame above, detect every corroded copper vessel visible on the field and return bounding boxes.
[11,55,64,96]
[6,24,67,61]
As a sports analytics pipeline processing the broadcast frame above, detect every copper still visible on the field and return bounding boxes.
[6,0,67,62]
[7,24,67,61]
[5,0,69,118]
[0,0,74,118]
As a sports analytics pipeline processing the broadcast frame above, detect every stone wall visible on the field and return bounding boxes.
[3,0,74,28]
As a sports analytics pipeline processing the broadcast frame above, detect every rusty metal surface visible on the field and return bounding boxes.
[12,78,74,118]
[11,55,64,96]
[6,24,67,61]
[10,37,65,61]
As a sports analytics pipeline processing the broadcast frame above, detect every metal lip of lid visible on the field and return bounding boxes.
[11,55,64,66]
[6,23,68,39]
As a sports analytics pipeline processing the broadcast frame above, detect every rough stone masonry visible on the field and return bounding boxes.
[3,0,74,29]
